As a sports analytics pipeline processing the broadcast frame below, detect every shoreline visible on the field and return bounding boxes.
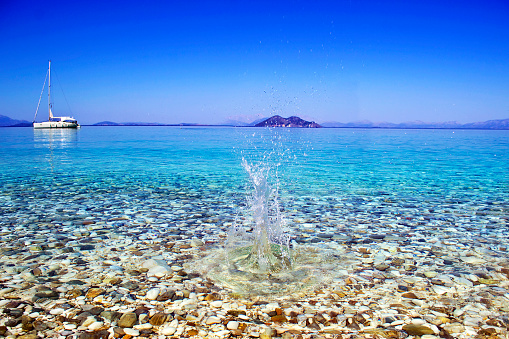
[1,219,508,338]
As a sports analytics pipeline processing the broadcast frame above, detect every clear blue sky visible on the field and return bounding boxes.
[1,0,508,124]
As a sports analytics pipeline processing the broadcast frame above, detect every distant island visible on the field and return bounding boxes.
[254,115,322,128]
[1,114,508,130]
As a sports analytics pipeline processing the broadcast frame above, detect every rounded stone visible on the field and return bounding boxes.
[160,326,177,335]
[118,312,137,328]
[149,313,167,326]
[146,288,160,300]
[88,321,104,331]
[50,308,65,315]
[210,300,223,308]
[123,328,140,336]
[85,288,105,299]
[227,321,239,330]
[402,324,435,336]
[206,316,221,325]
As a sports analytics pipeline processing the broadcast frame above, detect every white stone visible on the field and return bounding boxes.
[460,256,485,265]
[227,321,239,330]
[175,326,185,336]
[211,300,223,308]
[0,288,14,295]
[142,259,171,276]
[216,330,231,336]
[146,288,160,300]
[206,316,221,325]
[454,277,474,286]
[154,271,166,278]
[134,323,153,330]
[160,326,176,335]
[50,308,65,315]
[433,285,450,295]
[123,328,140,336]
[88,321,104,331]
[424,271,437,278]
[81,317,96,327]
[63,324,77,330]
[411,318,426,325]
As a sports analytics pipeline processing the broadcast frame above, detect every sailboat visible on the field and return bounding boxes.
[33,60,79,129]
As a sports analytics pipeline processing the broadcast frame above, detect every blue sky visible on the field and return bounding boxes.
[1,0,508,124]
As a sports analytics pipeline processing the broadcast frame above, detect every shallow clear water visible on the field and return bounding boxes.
[0,126,507,246]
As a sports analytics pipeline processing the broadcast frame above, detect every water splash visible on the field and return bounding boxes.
[190,129,352,296]
[226,158,291,274]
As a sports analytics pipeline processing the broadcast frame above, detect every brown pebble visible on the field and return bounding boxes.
[402,324,434,336]
[118,312,137,328]
[149,313,168,326]
[187,329,199,336]
[156,290,175,301]
[32,267,43,276]
[375,264,389,271]
[227,309,247,317]
[32,320,49,331]
[205,292,221,301]
[271,314,287,323]
[391,258,405,266]
[134,307,150,316]
[113,327,125,337]
[67,288,83,298]
[21,322,33,331]
[401,292,420,299]
[85,288,105,299]
[16,334,39,339]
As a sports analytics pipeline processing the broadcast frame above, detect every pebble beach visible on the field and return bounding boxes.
[1,184,508,339]
[0,127,508,338]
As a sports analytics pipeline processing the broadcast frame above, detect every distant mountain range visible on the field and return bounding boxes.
[1,114,508,129]
[0,115,31,127]
[321,118,509,130]
[254,115,322,128]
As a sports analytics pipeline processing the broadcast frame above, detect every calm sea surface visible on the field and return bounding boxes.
[0,126,507,247]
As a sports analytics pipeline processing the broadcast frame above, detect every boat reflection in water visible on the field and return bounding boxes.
[33,128,79,148]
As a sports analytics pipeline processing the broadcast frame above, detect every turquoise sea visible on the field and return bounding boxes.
[1,127,507,248]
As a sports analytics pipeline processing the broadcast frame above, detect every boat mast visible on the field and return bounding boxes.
[48,60,52,119]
